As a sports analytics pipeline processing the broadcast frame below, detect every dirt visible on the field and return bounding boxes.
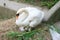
[0,0,52,40]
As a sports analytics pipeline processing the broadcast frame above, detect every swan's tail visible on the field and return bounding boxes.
[49,26,60,40]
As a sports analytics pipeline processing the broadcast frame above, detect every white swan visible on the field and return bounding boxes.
[15,7,44,31]
[49,26,60,40]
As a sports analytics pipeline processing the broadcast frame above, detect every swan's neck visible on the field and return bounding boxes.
[18,11,28,22]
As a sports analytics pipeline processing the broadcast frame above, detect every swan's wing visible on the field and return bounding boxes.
[29,17,41,27]
[29,12,44,27]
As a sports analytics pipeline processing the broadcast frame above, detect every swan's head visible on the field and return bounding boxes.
[15,8,30,32]
[16,8,24,20]
[15,8,28,26]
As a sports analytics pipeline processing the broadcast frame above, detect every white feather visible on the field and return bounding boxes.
[16,7,44,31]
[49,26,60,40]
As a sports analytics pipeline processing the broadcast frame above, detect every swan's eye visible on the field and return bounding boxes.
[16,13,19,16]
[16,13,19,19]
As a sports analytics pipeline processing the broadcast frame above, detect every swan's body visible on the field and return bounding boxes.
[16,7,44,31]
[49,26,60,40]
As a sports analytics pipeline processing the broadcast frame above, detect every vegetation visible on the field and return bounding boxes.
[47,8,60,24]
[23,0,59,8]
[6,23,60,40]
[10,0,59,8]
[6,23,52,40]
[6,29,49,40]
[0,0,60,40]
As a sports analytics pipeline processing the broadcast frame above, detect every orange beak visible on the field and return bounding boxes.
[16,13,19,20]
[16,16,19,20]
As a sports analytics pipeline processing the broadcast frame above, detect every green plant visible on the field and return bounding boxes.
[9,0,59,8]
[40,0,59,8]
[6,29,47,40]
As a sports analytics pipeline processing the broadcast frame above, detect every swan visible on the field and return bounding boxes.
[15,7,44,31]
[49,26,60,40]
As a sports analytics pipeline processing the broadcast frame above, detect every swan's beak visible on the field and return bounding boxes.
[16,16,19,20]
[16,13,19,20]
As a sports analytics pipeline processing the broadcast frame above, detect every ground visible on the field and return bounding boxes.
[0,0,60,40]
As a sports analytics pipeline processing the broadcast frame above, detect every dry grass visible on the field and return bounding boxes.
[0,6,16,21]
[0,18,52,40]
[0,6,18,40]
[0,6,52,40]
